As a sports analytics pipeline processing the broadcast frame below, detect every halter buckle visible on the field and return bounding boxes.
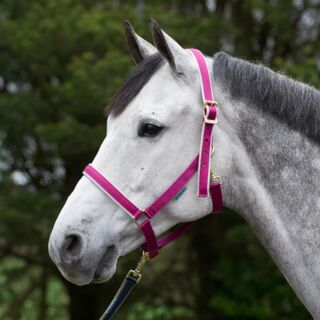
[203,102,218,125]
[204,100,218,106]
[204,116,218,125]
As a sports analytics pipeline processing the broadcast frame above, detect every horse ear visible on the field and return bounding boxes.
[149,18,187,74]
[124,20,157,64]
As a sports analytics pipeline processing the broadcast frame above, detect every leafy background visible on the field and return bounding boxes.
[0,0,319,319]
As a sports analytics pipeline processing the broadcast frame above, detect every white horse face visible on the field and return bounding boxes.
[49,22,212,285]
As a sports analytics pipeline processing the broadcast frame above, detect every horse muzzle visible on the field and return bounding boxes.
[48,229,119,286]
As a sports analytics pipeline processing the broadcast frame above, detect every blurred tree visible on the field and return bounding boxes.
[0,0,319,319]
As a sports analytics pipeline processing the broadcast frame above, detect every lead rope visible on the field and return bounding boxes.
[99,252,150,320]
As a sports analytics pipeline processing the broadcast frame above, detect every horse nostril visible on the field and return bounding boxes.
[66,235,79,252]
[61,234,84,262]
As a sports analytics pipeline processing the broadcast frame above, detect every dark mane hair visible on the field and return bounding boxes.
[105,53,164,117]
[106,50,320,142]
[213,52,320,142]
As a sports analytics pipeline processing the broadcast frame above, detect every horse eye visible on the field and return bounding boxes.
[138,121,163,137]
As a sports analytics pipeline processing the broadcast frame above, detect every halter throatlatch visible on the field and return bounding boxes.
[83,49,222,320]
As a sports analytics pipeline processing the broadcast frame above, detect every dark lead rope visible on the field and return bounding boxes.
[99,252,149,320]
[99,274,139,320]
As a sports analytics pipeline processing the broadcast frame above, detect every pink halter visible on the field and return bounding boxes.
[83,49,222,259]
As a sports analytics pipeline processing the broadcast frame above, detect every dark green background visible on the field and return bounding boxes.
[0,0,319,319]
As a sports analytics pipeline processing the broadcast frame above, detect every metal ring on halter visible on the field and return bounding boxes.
[210,174,222,184]
[134,210,149,227]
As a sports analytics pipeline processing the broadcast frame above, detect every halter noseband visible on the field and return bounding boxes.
[83,49,222,259]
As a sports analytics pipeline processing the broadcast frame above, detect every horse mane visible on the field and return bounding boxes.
[106,53,164,117]
[106,50,320,143]
[213,52,320,142]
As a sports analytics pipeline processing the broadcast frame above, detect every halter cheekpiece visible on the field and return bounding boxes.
[83,49,222,320]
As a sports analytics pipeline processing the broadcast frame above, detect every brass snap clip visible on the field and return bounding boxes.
[126,251,150,284]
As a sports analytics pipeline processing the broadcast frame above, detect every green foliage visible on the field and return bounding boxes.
[128,303,193,320]
[0,0,319,319]
[0,257,68,319]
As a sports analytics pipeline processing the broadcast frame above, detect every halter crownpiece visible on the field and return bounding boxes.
[189,48,219,197]
[83,49,222,319]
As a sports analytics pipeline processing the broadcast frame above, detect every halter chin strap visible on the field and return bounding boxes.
[83,49,222,259]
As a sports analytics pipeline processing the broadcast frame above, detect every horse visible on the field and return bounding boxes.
[48,20,320,318]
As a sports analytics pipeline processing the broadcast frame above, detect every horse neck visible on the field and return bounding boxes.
[212,83,320,318]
